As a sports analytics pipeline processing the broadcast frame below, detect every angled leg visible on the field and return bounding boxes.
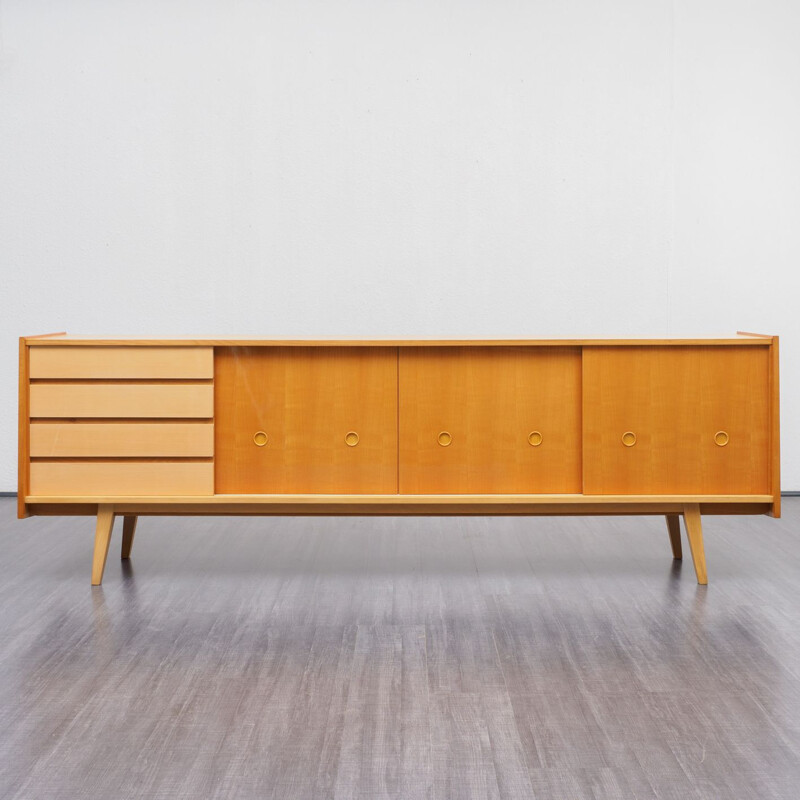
[665,514,682,560]
[121,516,138,560]
[92,505,115,586]
[682,504,707,585]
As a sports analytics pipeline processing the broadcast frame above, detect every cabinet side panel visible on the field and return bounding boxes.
[583,346,771,495]
[18,339,30,518]
[770,337,781,517]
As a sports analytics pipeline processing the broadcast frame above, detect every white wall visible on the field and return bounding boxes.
[1,0,798,491]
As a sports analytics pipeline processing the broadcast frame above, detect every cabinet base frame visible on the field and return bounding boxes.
[74,495,752,585]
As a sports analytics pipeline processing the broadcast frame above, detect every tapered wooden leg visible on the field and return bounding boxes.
[666,514,682,560]
[91,505,115,586]
[683,504,707,585]
[121,516,138,560]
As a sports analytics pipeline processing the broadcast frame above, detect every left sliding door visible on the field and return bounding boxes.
[214,347,398,493]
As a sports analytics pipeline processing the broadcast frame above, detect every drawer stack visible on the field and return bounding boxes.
[27,347,214,496]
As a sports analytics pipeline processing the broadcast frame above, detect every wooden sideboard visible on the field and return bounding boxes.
[18,333,780,585]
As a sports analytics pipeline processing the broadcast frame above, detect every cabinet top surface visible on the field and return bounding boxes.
[22,333,774,347]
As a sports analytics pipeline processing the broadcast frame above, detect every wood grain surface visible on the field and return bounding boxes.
[29,462,214,497]
[29,422,214,457]
[399,346,582,493]
[29,346,213,379]
[583,345,771,495]
[214,346,398,493]
[24,335,771,346]
[29,383,214,419]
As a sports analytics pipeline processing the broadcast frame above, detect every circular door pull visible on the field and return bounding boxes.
[714,430,729,447]
[253,431,268,447]
[528,431,543,447]
[345,431,360,447]
[621,431,637,447]
[437,431,453,447]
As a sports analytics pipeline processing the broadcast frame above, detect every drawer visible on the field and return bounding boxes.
[30,422,214,457]
[29,461,213,496]
[29,346,213,379]
[29,384,214,418]
[399,346,582,493]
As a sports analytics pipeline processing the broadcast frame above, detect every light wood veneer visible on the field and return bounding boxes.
[29,462,214,497]
[29,346,213,379]
[29,383,214,418]
[30,422,214,458]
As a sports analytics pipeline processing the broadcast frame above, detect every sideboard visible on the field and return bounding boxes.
[18,333,780,585]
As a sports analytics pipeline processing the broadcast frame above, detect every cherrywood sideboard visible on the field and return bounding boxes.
[18,333,780,585]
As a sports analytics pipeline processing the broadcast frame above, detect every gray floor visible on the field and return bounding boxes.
[1,499,799,799]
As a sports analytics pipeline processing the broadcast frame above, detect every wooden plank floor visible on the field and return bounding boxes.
[1,498,799,799]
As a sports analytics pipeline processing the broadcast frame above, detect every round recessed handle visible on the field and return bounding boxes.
[714,430,729,447]
[345,431,359,447]
[437,431,453,447]
[621,431,637,447]
[253,431,268,447]
[528,431,543,447]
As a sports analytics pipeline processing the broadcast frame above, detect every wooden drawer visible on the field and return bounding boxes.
[29,462,213,496]
[29,384,214,418]
[29,346,213,378]
[24,345,215,499]
[30,422,214,457]
[583,346,771,494]
[214,347,397,493]
[399,346,582,493]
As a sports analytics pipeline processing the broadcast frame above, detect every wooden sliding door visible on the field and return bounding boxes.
[398,346,582,493]
[582,345,771,494]
[215,347,398,493]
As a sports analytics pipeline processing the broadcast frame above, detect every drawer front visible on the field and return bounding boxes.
[29,346,213,378]
[583,346,771,494]
[30,422,213,457]
[215,346,398,493]
[29,384,213,418]
[29,462,213,496]
[399,346,582,493]
[26,345,214,498]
